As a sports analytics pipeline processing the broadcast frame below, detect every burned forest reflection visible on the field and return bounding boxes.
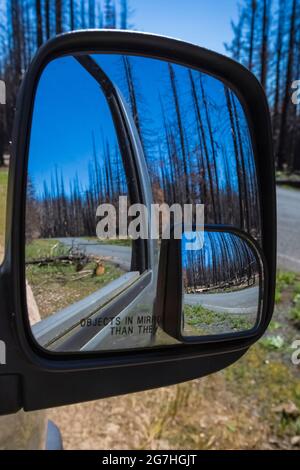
[27,54,260,241]
[182,231,261,337]
[26,53,262,348]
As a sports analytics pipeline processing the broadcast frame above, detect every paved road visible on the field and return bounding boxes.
[277,187,300,273]
[57,237,131,272]
[58,238,258,314]
[184,286,259,314]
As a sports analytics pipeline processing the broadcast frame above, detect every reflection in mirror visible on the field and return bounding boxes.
[182,231,261,337]
[26,56,135,329]
[25,53,261,352]
[89,54,260,238]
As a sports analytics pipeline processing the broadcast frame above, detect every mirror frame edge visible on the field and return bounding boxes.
[0,30,276,414]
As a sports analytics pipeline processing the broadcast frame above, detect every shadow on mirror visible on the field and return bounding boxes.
[182,230,262,337]
[25,53,261,352]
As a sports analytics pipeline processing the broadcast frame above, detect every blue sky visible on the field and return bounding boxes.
[28,54,253,198]
[28,0,242,195]
[28,56,119,195]
[130,0,238,54]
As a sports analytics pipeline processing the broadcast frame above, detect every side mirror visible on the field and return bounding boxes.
[0,31,276,414]
[156,227,264,343]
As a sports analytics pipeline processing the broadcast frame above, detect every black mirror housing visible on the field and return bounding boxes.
[0,30,276,414]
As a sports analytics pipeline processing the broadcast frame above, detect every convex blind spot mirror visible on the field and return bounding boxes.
[156,227,264,342]
[26,52,265,353]
[182,230,262,338]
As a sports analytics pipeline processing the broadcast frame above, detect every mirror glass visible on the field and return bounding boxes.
[182,230,261,337]
[25,52,261,352]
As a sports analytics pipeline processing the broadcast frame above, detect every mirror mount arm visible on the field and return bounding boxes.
[155,236,182,341]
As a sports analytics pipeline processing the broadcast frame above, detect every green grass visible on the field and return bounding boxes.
[225,342,300,440]
[0,168,8,262]
[183,304,255,336]
[294,282,300,295]
[26,238,124,319]
[25,238,69,260]
[268,320,282,331]
[290,292,300,326]
[274,271,300,328]
[275,271,297,303]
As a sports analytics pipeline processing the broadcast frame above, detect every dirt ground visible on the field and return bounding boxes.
[25,239,124,319]
[47,348,299,450]
[49,373,270,450]
[48,273,300,450]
